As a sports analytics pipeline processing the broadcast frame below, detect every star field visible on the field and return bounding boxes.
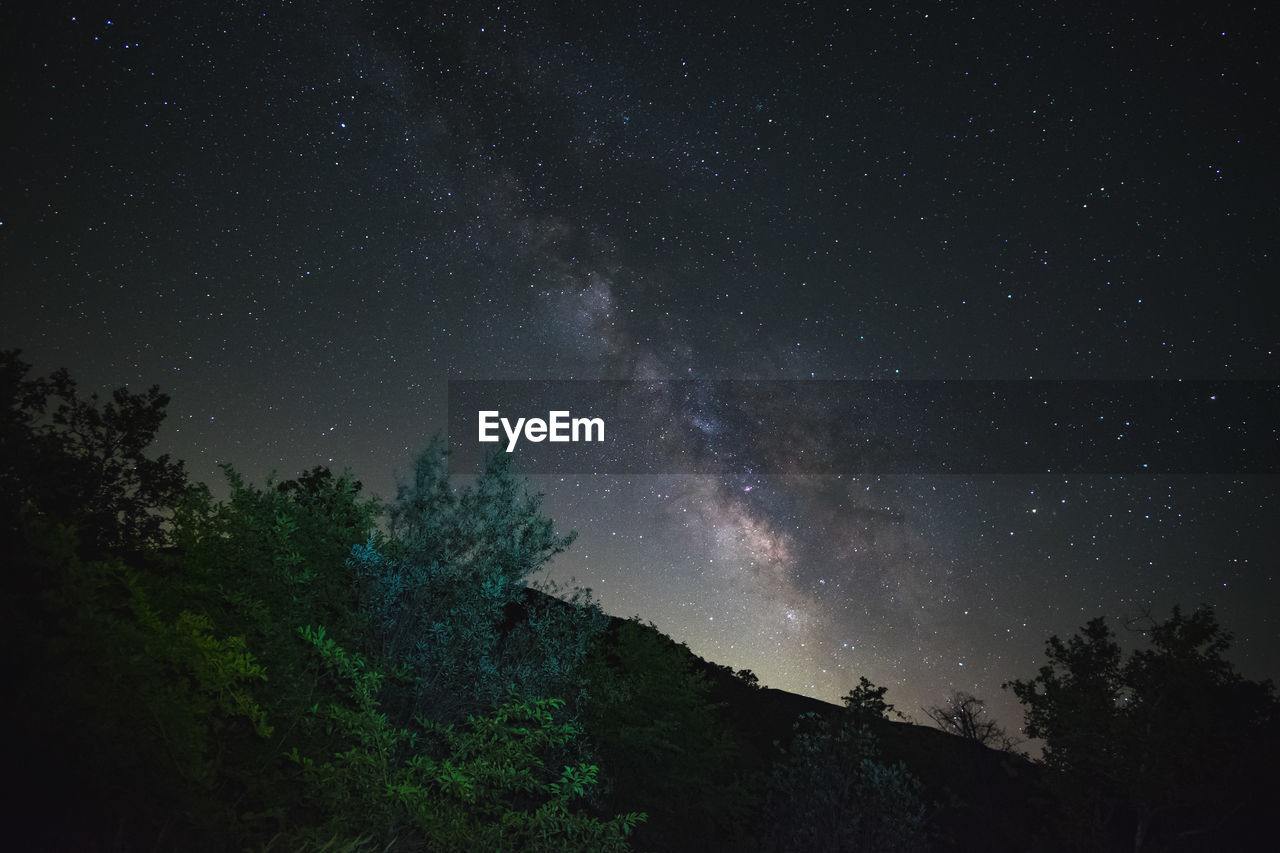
[2,0,1275,734]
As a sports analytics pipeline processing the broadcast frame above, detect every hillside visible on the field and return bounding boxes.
[582,603,1043,851]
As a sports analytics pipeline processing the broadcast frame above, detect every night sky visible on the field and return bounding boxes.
[3,1,1276,734]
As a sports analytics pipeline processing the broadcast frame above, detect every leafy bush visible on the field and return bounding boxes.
[762,710,929,853]
[21,514,274,843]
[583,618,758,851]
[289,625,644,851]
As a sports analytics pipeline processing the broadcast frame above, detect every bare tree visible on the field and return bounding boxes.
[924,691,1019,751]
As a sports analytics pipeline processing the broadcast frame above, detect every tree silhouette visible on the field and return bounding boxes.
[842,675,904,722]
[1006,606,1279,851]
[1,349,186,555]
[923,691,1018,751]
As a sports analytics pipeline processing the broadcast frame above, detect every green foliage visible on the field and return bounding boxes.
[173,464,378,617]
[290,625,643,851]
[353,441,602,720]
[260,836,393,853]
[583,618,758,851]
[387,437,575,577]
[165,464,383,840]
[170,463,378,682]
[6,364,648,850]
[14,357,1086,850]
[23,514,273,838]
[762,709,930,853]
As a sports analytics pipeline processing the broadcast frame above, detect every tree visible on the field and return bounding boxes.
[4,361,645,850]
[352,440,602,721]
[0,349,186,555]
[13,513,275,849]
[842,675,904,722]
[761,709,929,853]
[922,692,1017,751]
[1006,606,1279,852]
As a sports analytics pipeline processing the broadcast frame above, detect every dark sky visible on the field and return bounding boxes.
[3,1,1276,732]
